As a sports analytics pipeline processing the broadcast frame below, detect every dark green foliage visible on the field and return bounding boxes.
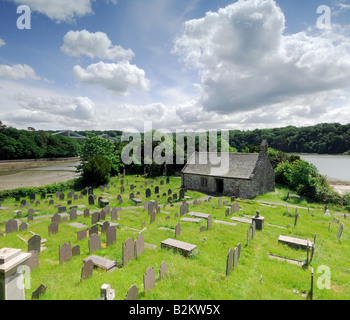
[80,155,111,187]
[0,126,81,160]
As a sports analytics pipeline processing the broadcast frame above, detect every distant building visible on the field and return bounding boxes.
[181,140,275,198]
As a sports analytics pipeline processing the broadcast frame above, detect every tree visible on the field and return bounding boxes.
[80,155,111,187]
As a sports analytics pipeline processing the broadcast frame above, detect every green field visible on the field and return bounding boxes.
[0,175,349,300]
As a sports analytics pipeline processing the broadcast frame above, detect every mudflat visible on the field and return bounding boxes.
[0,159,80,191]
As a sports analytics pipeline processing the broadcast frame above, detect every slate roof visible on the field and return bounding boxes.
[181,152,260,180]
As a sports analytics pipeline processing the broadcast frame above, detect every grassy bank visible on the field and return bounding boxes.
[0,175,349,300]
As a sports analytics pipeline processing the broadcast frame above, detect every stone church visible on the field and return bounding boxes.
[181,140,275,198]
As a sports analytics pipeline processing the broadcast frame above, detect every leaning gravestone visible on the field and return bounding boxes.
[226,248,233,276]
[125,285,138,300]
[48,222,58,236]
[106,226,116,247]
[135,234,144,258]
[159,261,168,280]
[150,212,156,224]
[175,223,181,238]
[337,223,344,241]
[101,221,110,233]
[122,238,135,266]
[144,267,156,293]
[89,234,101,254]
[225,208,230,217]
[28,234,41,253]
[81,259,94,281]
[294,208,299,227]
[31,284,47,300]
[59,242,72,264]
[6,219,18,234]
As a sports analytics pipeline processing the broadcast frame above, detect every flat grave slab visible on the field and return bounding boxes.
[278,235,314,250]
[161,238,197,256]
[144,243,158,250]
[158,227,173,231]
[82,255,117,272]
[214,220,237,227]
[230,216,252,224]
[69,222,88,229]
[188,212,211,219]
[97,221,120,228]
[268,253,304,266]
[180,217,202,223]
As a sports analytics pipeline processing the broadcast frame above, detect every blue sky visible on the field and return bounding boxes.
[1,0,350,132]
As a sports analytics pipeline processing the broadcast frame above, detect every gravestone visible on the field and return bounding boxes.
[72,245,80,257]
[91,212,100,224]
[88,195,95,206]
[135,234,144,258]
[111,208,118,221]
[144,201,149,211]
[26,250,39,271]
[58,206,66,214]
[150,211,156,224]
[28,234,41,253]
[218,198,222,208]
[175,223,181,238]
[69,209,77,221]
[81,259,94,281]
[59,193,65,201]
[143,267,155,293]
[100,209,106,221]
[231,203,239,214]
[120,186,125,194]
[247,228,251,245]
[179,189,185,199]
[207,215,212,230]
[294,209,299,227]
[27,214,33,222]
[51,214,61,224]
[155,186,159,194]
[89,234,101,254]
[122,238,135,266]
[59,242,72,264]
[17,222,27,232]
[146,188,151,198]
[233,247,239,268]
[173,193,177,201]
[252,221,256,239]
[337,223,344,241]
[129,193,135,200]
[48,222,58,236]
[100,284,115,301]
[125,285,138,300]
[28,208,34,215]
[29,192,35,201]
[225,208,230,217]
[101,221,110,233]
[31,284,47,300]
[106,226,116,247]
[6,219,18,234]
[84,208,90,218]
[77,229,87,241]
[148,202,154,215]
[49,199,54,206]
[159,261,168,280]
[89,225,99,237]
[226,248,233,276]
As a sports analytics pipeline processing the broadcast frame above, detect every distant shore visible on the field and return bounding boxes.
[328,180,350,195]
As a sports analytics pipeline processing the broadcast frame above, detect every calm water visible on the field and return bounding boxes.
[297,154,350,182]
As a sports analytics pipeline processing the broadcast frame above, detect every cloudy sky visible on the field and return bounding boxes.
[1,0,350,132]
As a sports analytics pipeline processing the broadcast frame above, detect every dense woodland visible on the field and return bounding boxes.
[1,121,350,161]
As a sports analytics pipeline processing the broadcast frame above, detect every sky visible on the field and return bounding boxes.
[1,0,350,132]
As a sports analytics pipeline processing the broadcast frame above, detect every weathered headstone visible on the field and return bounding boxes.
[77,229,87,241]
[28,234,41,253]
[58,206,66,214]
[337,223,344,241]
[88,195,95,206]
[159,261,168,280]
[122,238,135,266]
[84,208,90,218]
[69,209,77,221]
[51,213,61,224]
[26,250,39,271]
[59,242,72,264]
[72,245,80,257]
[5,219,18,234]
[89,234,101,254]
[143,267,155,293]
[135,234,144,258]
[91,211,100,224]
[231,203,239,214]
[226,248,233,276]
[233,247,238,268]
[175,222,181,238]
[48,222,58,236]
[81,259,94,281]
[146,188,151,198]
[294,208,299,227]
[111,207,118,221]
[207,215,212,230]
[31,284,47,300]
[100,209,106,221]
[150,211,156,224]
[106,226,116,247]
[125,285,138,300]
[89,225,99,236]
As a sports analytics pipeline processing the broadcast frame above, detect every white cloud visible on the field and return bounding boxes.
[173,0,350,115]
[0,64,40,80]
[61,30,134,61]
[73,61,150,95]
[0,38,5,47]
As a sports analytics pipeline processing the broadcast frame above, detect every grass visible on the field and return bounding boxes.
[0,175,349,300]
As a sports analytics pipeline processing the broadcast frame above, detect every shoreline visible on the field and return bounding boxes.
[328,180,350,195]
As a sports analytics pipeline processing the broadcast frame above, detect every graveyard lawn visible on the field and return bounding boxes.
[0,175,349,300]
